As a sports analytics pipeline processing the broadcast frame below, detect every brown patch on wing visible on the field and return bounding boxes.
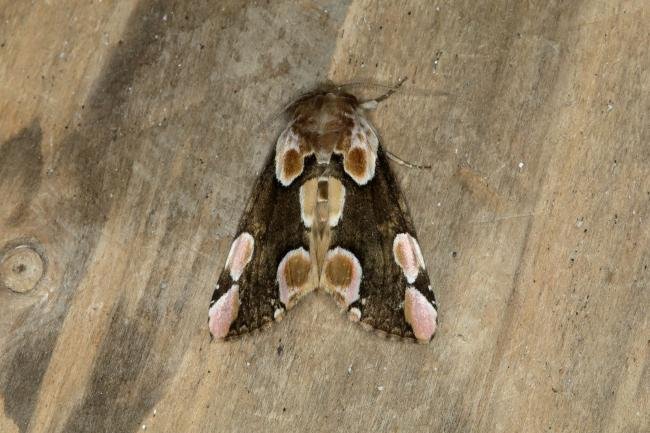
[277,248,316,309]
[344,147,368,180]
[275,126,313,186]
[325,254,353,287]
[340,115,377,185]
[322,247,361,308]
[282,148,303,181]
[284,254,311,287]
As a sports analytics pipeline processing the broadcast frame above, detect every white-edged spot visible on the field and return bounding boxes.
[393,233,425,284]
[348,307,361,322]
[342,115,378,185]
[275,125,310,186]
[277,247,314,308]
[299,178,318,228]
[327,177,345,226]
[322,247,362,308]
[208,285,240,339]
[225,232,254,281]
[274,307,285,321]
[404,287,437,342]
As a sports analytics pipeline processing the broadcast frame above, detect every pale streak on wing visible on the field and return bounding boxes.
[299,176,349,286]
[299,177,329,291]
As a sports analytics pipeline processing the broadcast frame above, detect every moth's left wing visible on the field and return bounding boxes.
[208,126,319,340]
[323,146,438,343]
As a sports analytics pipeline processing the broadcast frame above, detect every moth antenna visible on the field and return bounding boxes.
[385,149,432,170]
[338,78,406,93]
[359,77,408,110]
[373,76,408,103]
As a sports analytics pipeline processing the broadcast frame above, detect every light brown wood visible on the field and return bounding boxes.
[1,1,648,432]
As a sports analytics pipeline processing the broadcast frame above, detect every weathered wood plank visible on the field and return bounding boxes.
[1,1,647,433]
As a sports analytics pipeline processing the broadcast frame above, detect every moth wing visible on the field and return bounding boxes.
[325,144,438,343]
[208,130,318,340]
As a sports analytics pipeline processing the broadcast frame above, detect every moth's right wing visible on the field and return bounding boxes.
[208,126,318,340]
[323,120,438,343]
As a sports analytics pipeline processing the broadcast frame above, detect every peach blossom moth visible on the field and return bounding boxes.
[209,81,438,343]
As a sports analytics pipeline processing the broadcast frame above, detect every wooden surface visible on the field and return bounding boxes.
[1,1,648,432]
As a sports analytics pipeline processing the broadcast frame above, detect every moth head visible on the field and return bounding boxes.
[283,79,406,121]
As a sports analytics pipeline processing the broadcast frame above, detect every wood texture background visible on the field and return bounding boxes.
[1,1,648,432]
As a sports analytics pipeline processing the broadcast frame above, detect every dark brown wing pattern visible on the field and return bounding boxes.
[208,148,320,339]
[327,148,438,342]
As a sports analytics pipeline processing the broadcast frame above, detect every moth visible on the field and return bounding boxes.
[208,81,438,343]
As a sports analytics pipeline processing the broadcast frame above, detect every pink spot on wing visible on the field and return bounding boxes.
[225,232,254,281]
[208,285,240,339]
[404,287,437,342]
[393,233,425,284]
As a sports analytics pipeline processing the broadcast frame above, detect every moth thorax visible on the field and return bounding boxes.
[315,149,332,165]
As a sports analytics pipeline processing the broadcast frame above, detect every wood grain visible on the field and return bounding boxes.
[1,1,647,432]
